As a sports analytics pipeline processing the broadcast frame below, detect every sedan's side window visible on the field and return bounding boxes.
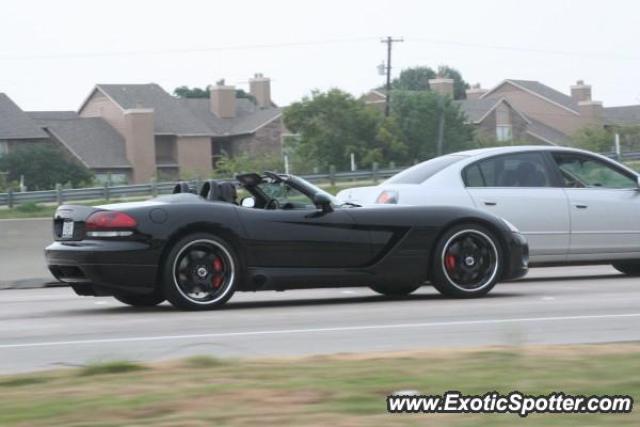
[551,153,637,189]
[464,153,552,188]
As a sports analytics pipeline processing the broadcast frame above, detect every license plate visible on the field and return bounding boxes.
[61,221,74,239]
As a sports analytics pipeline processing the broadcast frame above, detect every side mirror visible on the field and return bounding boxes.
[240,196,256,208]
[636,176,640,189]
[313,192,333,213]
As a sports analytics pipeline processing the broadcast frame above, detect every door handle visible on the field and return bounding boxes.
[574,204,588,209]
[483,201,497,206]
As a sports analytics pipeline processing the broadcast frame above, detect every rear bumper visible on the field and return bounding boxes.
[45,240,159,294]
[503,232,529,281]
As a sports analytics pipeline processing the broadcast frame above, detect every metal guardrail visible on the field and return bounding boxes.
[3,149,640,208]
[0,167,404,208]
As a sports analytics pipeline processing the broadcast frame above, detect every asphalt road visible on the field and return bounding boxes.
[1,265,639,374]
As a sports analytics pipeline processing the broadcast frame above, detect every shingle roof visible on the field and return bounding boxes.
[524,115,569,145]
[95,84,213,136]
[178,98,282,137]
[455,98,503,123]
[485,79,579,112]
[0,93,48,140]
[603,105,640,126]
[28,113,131,169]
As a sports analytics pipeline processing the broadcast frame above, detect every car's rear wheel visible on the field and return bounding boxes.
[114,291,165,307]
[612,261,640,276]
[430,224,503,298]
[369,284,421,297]
[163,233,238,310]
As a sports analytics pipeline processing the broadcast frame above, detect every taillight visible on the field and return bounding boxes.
[86,211,137,237]
[376,190,398,204]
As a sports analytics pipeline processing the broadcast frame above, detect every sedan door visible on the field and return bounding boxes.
[463,151,570,263]
[550,151,640,258]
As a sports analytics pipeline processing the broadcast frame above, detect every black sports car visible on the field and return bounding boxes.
[45,172,528,310]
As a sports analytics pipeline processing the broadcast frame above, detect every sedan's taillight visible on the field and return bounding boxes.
[376,190,398,204]
[85,211,137,237]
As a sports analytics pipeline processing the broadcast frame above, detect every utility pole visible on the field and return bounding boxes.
[380,36,403,116]
[436,95,445,156]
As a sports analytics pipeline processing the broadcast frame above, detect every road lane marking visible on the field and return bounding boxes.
[2,312,640,350]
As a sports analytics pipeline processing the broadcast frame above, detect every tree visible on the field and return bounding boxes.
[391,66,436,91]
[0,144,93,190]
[283,89,383,170]
[173,86,256,102]
[571,126,614,153]
[389,65,469,99]
[390,91,472,160]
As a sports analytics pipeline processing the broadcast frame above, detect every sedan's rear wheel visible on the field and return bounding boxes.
[163,233,238,310]
[430,224,503,298]
[370,284,421,297]
[612,261,640,276]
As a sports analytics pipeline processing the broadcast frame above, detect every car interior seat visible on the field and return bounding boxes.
[199,180,223,201]
[173,182,193,194]
[218,182,238,205]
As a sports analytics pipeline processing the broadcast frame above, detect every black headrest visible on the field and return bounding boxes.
[200,180,222,201]
[173,182,193,194]
[219,182,238,204]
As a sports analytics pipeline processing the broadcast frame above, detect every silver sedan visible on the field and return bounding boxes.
[338,146,640,275]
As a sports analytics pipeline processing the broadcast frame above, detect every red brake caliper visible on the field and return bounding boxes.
[445,254,456,272]
[212,257,223,288]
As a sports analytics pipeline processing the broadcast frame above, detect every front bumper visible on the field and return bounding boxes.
[45,240,160,294]
[503,232,529,280]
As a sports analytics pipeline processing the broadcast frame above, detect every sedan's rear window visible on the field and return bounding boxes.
[385,155,465,184]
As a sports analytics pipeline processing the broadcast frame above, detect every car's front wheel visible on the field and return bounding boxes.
[612,261,640,276]
[430,224,503,298]
[163,233,239,310]
[369,284,421,297]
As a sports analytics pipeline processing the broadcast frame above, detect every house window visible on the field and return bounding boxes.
[496,125,512,142]
[0,141,8,157]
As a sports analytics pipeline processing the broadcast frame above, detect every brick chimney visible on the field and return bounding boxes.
[249,73,272,108]
[210,79,236,118]
[123,108,156,184]
[429,78,454,98]
[466,83,488,100]
[579,100,604,126]
[571,80,592,103]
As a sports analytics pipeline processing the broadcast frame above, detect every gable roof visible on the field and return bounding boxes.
[603,105,640,126]
[481,79,579,114]
[523,115,569,145]
[0,93,48,140]
[178,98,282,137]
[455,97,530,124]
[89,84,213,136]
[29,112,131,169]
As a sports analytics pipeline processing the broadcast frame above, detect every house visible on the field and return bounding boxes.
[0,74,283,184]
[365,77,640,146]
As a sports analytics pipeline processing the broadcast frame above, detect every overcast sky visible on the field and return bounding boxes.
[2,0,639,111]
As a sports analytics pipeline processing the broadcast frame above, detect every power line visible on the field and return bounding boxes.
[408,37,640,62]
[380,36,404,116]
[0,37,380,61]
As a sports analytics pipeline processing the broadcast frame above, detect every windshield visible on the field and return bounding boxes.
[288,176,342,205]
[385,155,466,184]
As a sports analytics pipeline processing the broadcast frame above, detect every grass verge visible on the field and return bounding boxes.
[0,344,638,426]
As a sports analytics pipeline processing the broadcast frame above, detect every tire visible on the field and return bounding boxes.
[163,233,239,310]
[370,284,421,297]
[612,261,640,276]
[430,223,503,298]
[114,291,165,307]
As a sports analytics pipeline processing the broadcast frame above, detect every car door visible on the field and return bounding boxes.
[236,183,371,268]
[550,151,640,258]
[463,151,570,262]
